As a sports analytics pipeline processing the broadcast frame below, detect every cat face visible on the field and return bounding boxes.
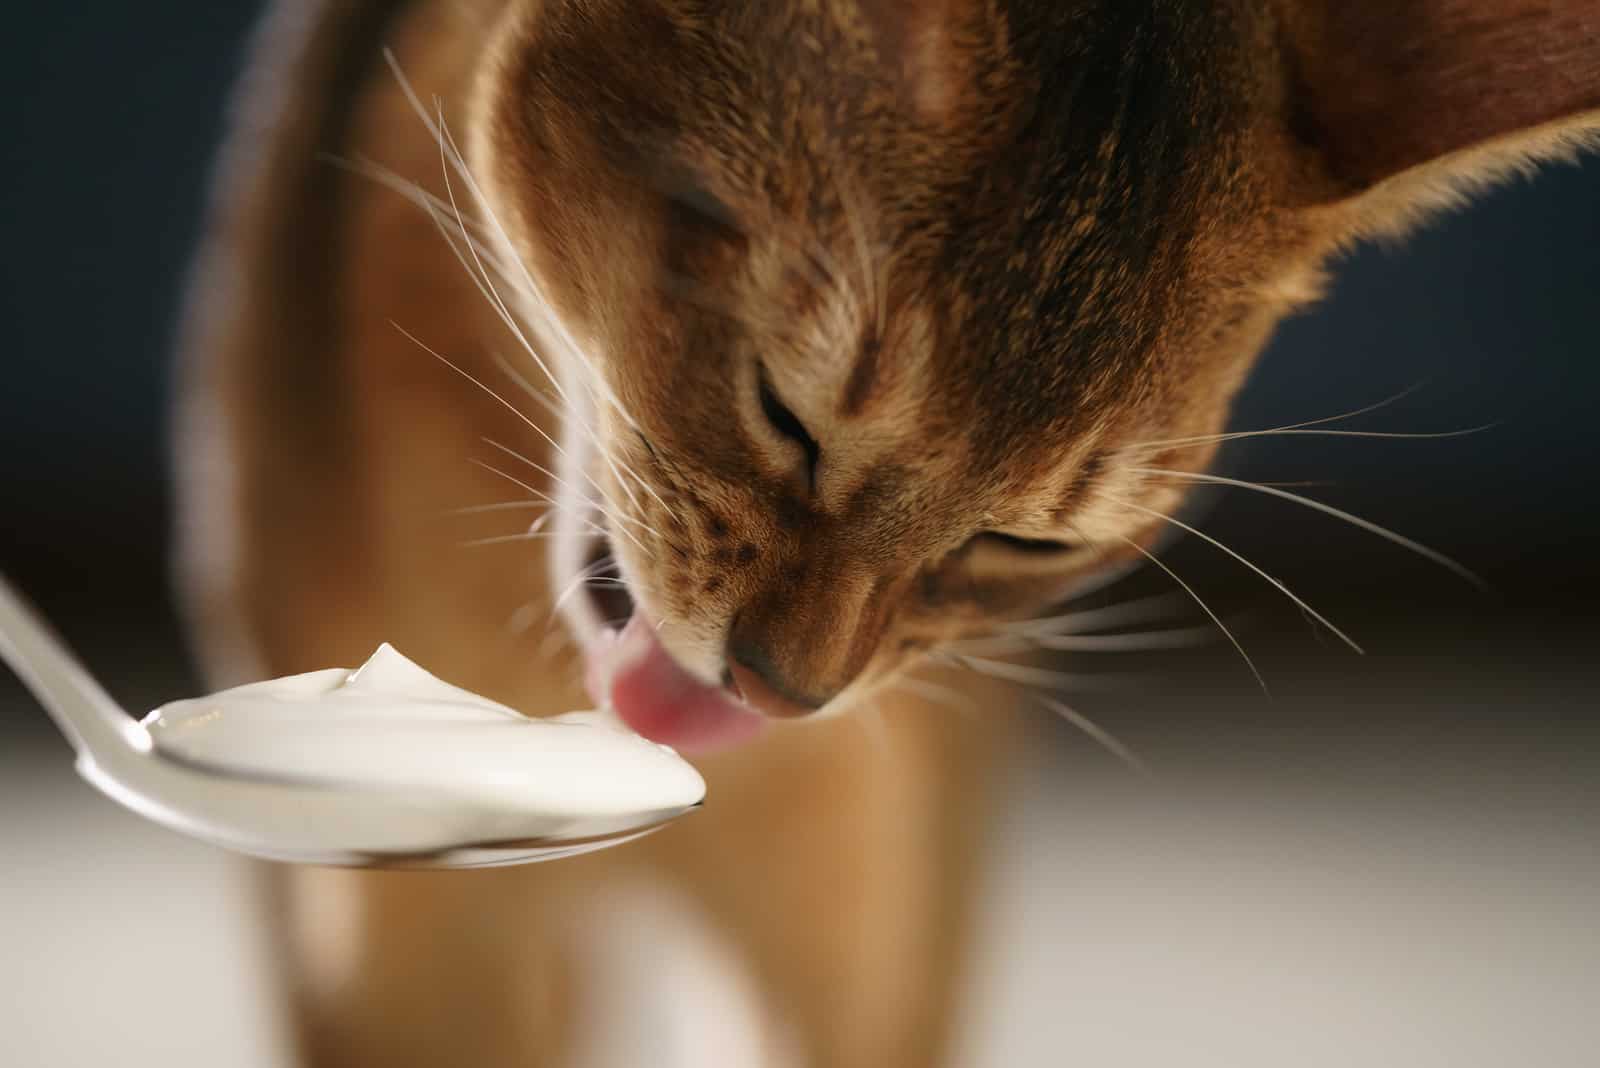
[467,0,1600,742]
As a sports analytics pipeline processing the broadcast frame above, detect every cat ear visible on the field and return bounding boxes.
[1286,2,1600,216]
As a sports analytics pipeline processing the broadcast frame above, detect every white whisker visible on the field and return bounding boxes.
[892,674,980,720]
[450,501,551,516]
[438,113,630,413]
[1100,492,1363,655]
[378,171,618,487]
[482,349,673,523]
[480,437,658,541]
[391,322,571,466]
[937,653,1136,693]
[390,71,676,530]
[1002,592,1189,636]
[928,656,1145,769]
[460,531,563,548]
[432,115,608,464]
[552,554,619,613]
[385,54,598,411]
[1129,466,1487,588]
[461,513,554,549]
[1113,534,1270,696]
[1124,425,1497,454]
[484,347,644,514]
[1035,695,1149,775]
[467,459,613,543]
[403,122,576,413]
[323,154,499,247]
[1119,382,1431,454]
[951,625,1217,657]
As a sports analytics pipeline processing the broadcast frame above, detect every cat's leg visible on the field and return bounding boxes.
[265,866,586,1068]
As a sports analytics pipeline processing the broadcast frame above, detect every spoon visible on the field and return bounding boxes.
[0,572,705,868]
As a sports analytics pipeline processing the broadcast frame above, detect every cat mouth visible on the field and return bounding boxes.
[572,533,767,756]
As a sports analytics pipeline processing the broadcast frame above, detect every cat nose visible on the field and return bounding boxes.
[725,639,826,720]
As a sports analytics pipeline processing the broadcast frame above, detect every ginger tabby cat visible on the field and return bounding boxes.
[175,2,1600,1064]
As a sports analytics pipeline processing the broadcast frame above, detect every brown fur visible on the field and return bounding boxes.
[176,1,1600,1064]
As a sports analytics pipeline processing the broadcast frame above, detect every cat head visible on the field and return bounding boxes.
[466,0,1600,736]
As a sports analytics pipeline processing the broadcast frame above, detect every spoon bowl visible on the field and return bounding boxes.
[0,573,704,868]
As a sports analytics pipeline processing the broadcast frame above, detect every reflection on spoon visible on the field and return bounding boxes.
[0,573,705,868]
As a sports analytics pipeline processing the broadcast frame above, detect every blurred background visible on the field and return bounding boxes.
[3,5,1598,1067]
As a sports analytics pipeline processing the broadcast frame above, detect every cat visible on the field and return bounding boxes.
[174,1,1600,1065]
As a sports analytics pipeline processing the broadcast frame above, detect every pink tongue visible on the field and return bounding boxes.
[592,616,766,755]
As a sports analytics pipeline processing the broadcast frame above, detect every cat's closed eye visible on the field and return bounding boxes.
[662,174,744,247]
[757,367,820,487]
[971,532,1075,555]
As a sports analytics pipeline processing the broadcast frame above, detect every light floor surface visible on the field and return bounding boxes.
[3,655,1597,1067]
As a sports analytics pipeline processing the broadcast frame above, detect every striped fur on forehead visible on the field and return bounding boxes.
[919,3,1260,455]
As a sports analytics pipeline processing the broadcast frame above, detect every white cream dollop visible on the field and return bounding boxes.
[136,644,705,856]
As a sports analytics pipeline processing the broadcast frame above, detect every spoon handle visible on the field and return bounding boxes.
[0,571,140,761]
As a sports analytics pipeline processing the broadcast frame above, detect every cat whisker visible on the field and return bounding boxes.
[391,322,571,469]
[450,501,554,516]
[1000,592,1190,636]
[459,531,563,549]
[551,553,620,613]
[435,114,641,430]
[890,672,981,720]
[1111,534,1270,696]
[364,166,626,519]
[948,625,1218,657]
[1139,476,1337,489]
[359,143,646,523]
[467,459,617,545]
[925,654,1144,770]
[387,53,640,433]
[459,513,555,549]
[401,319,636,544]
[484,351,677,526]
[421,118,579,416]
[1128,466,1486,587]
[934,653,1137,693]
[1118,381,1431,454]
[1034,695,1149,775]
[481,437,659,542]
[323,154,499,247]
[1120,424,1498,456]
[407,322,648,550]
[1098,491,1362,655]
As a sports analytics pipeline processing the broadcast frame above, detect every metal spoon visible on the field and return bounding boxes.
[0,573,704,868]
